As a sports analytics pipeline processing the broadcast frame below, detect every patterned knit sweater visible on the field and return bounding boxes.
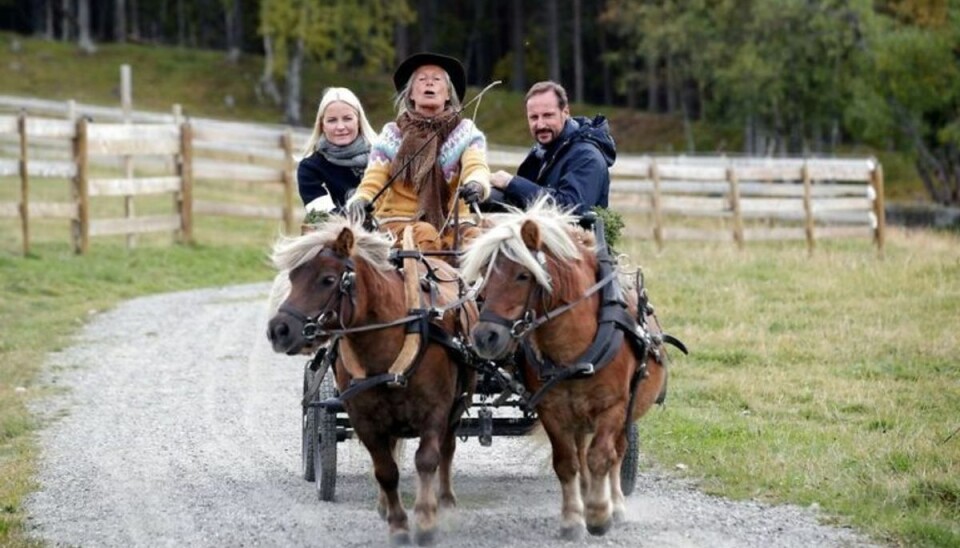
[353,119,491,221]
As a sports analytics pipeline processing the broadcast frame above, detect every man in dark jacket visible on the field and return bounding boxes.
[484,81,616,215]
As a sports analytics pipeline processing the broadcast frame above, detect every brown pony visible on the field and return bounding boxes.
[267,217,477,546]
[461,199,671,540]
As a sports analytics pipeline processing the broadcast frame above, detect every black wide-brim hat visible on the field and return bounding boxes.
[393,52,467,102]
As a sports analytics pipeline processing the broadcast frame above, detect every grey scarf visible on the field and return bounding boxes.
[316,135,370,168]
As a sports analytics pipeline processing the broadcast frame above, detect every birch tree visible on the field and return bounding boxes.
[259,0,413,125]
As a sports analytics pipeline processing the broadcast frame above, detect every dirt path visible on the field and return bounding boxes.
[25,283,877,547]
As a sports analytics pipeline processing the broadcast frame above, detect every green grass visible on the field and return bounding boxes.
[4,214,959,547]
[0,238,275,545]
[622,231,960,547]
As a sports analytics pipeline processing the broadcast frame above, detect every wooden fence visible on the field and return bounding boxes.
[1,97,885,255]
[488,149,885,252]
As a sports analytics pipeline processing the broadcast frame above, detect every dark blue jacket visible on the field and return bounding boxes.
[296,153,365,213]
[499,116,616,215]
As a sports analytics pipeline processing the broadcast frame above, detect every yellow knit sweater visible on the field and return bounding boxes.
[353,119,491,221]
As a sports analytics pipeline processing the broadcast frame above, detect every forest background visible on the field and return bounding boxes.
[1,0,958,207]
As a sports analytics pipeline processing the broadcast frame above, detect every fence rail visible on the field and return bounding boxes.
[0,96,885,255]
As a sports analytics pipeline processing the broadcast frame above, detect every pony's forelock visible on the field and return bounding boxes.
[461,197,586,291]
[270,217,395,272]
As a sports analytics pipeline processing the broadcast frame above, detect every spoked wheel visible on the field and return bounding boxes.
[301,362,317,482]
[313,373,338,501]
[620,422,640,496]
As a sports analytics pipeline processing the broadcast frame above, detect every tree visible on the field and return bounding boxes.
[259,0,413,125]
[572,0,583,103]
[546,0,560,82]
[848,7,960,205]
[115,0,127,43]
[224,0,243,62]
[77,0,95,53]
[510,0,525,92]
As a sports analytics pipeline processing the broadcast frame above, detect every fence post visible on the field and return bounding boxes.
[650,159,663,250]
[870,160,886,257]
[74,118,89,254]
[802,161,814,255]
[281,129,296,234]
[727,166,743,249]
[172,104,183,242]
[18,112,30,256]
[179,121,194,244]
[121,64,136,248]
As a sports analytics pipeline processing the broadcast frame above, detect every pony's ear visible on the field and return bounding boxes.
[332,227,355,257]
[520,219,542,250]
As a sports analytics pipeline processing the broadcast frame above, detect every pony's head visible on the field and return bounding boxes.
[266,217,394,355]
[461,198,593,360]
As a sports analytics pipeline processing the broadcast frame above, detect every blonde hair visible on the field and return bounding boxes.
[302,87,377,159]
[393,69,461,117]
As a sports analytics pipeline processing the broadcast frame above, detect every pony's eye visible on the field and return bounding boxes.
[319,275,337,287]
[517,271,532,282]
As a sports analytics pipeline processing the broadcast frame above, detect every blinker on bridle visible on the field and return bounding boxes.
[478,251,620,342]
[280,249,357,341]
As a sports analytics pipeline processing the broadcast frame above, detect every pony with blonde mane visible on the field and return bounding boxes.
[267,217,477,546]
[461,197,672,539]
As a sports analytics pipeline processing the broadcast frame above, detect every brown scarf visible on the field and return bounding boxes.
[390,108,461,230]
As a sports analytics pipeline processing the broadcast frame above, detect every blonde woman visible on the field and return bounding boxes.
[298,87,377,213]
[346,53,490,251]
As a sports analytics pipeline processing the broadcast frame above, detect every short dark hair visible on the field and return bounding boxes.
[525,81,568,111]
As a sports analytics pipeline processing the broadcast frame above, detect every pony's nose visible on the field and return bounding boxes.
[471,323,511,360]
[267,321,289,342]
[267,316,301,355]
[475,327,499,349]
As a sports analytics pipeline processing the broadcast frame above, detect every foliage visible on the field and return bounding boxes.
[302,209,331,225]
[592,206,624,249]
[603,0,871,154]
[258,0,413,78]
[846,5,960,205]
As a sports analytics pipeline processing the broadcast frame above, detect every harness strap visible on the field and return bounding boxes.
[319,316,474,406]
[524,359,599,410]
[300,339,340,408]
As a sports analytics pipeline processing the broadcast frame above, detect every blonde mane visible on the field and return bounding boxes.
[461,197,592,292]
[270,217,395,273]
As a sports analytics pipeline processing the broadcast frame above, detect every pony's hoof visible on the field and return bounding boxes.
[586,518,613,536]
[413,527,438,546]
[439,494,457,509]
[612,509,626,524]
[390,531,411,546]
[559,523,585,541]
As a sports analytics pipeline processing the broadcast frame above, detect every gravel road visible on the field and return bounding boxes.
[25,282,878,547]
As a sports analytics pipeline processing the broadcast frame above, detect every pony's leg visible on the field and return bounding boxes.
[583,411,621,536]
[542,416,585,540]
[413,428,443,545]
[437,429,457,509]
[365,435,409,545]
[577,434,591,495]
[609,427,628,523]
[377,437,403,521]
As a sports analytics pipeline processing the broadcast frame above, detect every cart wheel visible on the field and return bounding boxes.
[302,363,317,482]
[313,373,338,501]
[620,422,640,496]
